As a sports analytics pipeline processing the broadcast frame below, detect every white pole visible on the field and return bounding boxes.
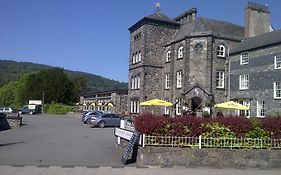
[199,135,202,149]
[142,134,145,147]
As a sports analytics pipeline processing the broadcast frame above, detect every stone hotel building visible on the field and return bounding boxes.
[127,2,281,117]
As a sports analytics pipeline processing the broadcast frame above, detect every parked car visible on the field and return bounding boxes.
[1,107,15,114]
[18,105,41,115]
[89,113,122,128]
[82,111,102,124]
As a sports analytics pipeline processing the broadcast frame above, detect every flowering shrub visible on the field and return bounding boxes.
[134,115,281,139]
[261,117,281,139]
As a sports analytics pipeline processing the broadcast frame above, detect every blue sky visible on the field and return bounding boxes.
[0,0,280,83]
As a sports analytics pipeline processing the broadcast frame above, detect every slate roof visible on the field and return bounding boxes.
[171,17,244,42]
[230,29,281,54]
[128,12,180,33]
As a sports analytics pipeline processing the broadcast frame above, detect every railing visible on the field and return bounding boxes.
[144,135,281,149]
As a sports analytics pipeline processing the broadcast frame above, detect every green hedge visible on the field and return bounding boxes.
[44,103,77,114]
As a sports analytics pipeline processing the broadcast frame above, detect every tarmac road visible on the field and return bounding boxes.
[0,114,123,166]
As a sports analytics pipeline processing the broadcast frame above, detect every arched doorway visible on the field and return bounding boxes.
[190,97,203,112]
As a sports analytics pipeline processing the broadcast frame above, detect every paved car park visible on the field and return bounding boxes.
[0,114,122,166]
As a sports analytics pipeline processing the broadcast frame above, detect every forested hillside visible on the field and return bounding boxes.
[0,60,127,92]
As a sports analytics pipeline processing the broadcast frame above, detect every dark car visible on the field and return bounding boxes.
[82,111,102,124]
[89,113,122,128]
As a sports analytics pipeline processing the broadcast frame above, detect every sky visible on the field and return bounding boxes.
[0,0,280,83]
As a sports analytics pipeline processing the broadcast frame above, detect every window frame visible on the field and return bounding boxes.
[175,99,181,115]
[216,71,225,89]
[166,50,171,62]
[177,46,184,59]
[239,74,249,90]
[274,82,281,99]
[176,71,182,88]
[165,74,170,89]
[257,100,265,117]
[217,44,226,58]
[240,52,249,65]
[130,99,140,114]
[274,55,281,69]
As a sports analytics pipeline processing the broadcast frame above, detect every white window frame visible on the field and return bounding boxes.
[132,54,135,64]
[274,82,281,99]
[175,99,181,115]
[239,74,249,90]
[217,44,225,57]
[257,100,265,117]
[165,74,170,89]
[166,50,171,62]
[139,52,142,62]
[274,55,281,69]
[216,71,225,88]
[164,98,170,115]
[176,71,182,88]
[136,75,140,89]
[130,99,140,114]
[238,100,250,118]
[178,46,183,59]
[240,52,249,65]
[131,77,135,89]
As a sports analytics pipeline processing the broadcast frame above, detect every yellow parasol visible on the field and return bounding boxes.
[140,99,173,106]
[214,101,249,110]
[91,102,96,107]
[107,102,114,107]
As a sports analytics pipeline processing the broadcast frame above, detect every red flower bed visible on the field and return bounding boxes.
[134,114,281,139]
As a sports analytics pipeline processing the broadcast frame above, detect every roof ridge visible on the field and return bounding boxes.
[199,18,207,31]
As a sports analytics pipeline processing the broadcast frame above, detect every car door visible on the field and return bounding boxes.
[110,114,121,127]
[102,114,112,126]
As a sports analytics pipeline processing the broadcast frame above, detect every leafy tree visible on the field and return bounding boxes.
[18,68,78,104]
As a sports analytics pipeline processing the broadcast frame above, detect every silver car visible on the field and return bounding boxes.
[83,111,102,124]
[89,113,122,128]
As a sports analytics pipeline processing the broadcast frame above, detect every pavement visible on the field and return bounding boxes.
[1,165,281,175]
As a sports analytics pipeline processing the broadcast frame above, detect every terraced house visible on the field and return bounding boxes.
[128,2,280,116]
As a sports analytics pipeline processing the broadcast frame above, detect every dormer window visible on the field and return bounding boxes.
[178,46,184,59]
[166,50,171,62]
[217,44,226,57]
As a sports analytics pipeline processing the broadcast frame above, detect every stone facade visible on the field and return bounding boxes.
[80,89,128,115]
[128,6,244,116]
[230,40,281,117]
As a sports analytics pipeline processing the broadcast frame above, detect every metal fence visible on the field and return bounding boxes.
[143,135,281,149]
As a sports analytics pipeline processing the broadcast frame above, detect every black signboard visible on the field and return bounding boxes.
[121,131,140,165]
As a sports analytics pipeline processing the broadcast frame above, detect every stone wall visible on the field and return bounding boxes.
[137,147,281,168]
[116,139,281,168]
[0,114,22,131]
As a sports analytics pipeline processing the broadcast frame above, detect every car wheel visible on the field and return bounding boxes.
[98,121,106,128]
[18,111,22,115]
[29,111,33,115]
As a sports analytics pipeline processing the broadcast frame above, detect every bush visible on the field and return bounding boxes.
[210,116,253,138]
[134,115,281,139]
[44,103,77,114]
[245,127,269,139]
[201,123,235,138]
[261,117,281,139]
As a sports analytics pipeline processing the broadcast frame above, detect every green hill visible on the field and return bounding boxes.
[0,60,128,92]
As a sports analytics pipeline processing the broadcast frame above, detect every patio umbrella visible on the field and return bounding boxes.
[90,102,96,107]
[107,102,114,107]
[140,99,173,106]
[214,101,249,110]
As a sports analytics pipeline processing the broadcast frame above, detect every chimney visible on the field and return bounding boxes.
[245,1,273,38]
[175,8,197,25]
